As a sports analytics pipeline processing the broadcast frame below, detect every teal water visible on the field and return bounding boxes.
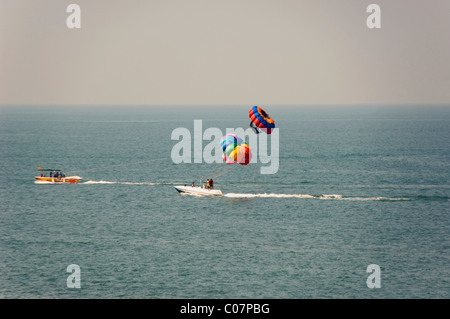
[0,105,449,298]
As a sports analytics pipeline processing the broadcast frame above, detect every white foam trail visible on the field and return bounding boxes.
[344,196,411,201]
[78,183,413,201]
[223,193,411,201]
[81,180,169,185]
[224,193,342,199]
[81,180,115,184]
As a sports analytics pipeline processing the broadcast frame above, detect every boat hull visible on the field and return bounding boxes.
[174,186,223,196]
[34,176,83,184]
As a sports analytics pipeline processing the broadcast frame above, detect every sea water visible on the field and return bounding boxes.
[0,105,448,298]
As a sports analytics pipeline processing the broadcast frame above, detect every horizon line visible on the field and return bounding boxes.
[1,103,450,107]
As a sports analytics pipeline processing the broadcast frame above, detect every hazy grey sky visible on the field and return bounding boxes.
[1,0,449,105]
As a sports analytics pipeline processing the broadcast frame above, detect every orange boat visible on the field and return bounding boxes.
[35,168,82,184]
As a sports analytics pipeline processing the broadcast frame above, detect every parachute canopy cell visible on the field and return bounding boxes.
[220,134,252,165]
[249,106,275,134]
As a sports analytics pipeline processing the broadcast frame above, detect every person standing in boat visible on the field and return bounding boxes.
[206,179,210,190]
[210,179,214,189]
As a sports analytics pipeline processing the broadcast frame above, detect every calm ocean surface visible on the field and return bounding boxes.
[0,105,449,298]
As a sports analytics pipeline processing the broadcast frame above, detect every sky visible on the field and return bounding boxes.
[1,0,449,105]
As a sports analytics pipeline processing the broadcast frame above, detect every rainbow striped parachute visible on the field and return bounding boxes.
[249,106,275,134]
[220,134,252,165]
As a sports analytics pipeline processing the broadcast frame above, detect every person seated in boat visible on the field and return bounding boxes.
[50,172,53,177]
[192,182,195,187]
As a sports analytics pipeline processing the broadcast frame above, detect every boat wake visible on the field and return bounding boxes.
[81,180,177,185]
[223,193,412,201]
[75,181,446,202]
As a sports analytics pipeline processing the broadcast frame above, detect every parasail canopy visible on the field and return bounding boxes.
[249,106,275,134]
[220,134,252,165]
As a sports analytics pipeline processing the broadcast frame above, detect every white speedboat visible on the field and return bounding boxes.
[174,185,223,196]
